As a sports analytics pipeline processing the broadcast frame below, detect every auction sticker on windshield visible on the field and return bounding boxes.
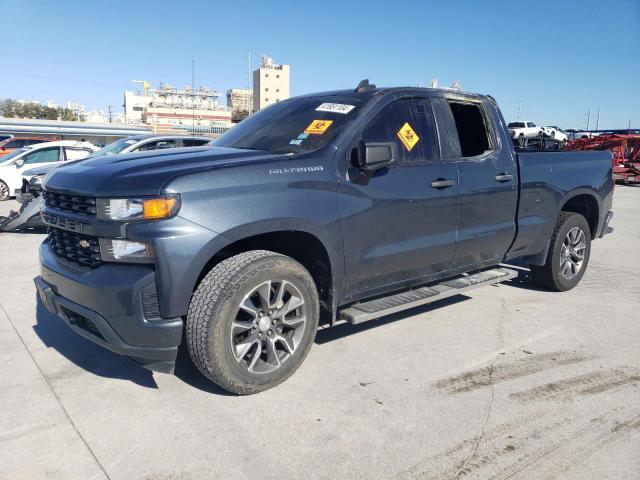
[304,120,333,135]
[315,103,355,114]
[397,122,420,151]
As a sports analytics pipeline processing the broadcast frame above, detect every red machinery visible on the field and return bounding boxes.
[566,134,640,184]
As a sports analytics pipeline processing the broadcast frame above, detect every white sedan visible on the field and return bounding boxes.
[0,140,98,200]
[541,126,569,142]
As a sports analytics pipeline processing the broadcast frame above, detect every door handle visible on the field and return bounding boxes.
[494,173,513,183]
[430,179,456,189]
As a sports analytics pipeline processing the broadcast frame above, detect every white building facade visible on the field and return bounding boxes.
[252,55,290,112]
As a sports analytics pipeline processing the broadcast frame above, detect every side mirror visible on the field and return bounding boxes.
[357,140,396,171]
[15,159,24,167]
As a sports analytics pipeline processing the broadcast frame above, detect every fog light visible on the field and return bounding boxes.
[99,238,153,263]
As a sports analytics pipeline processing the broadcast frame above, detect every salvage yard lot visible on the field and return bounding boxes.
[0,187,638,480]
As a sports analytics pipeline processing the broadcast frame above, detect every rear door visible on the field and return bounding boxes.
[339,96,459,300]
[439,98,517,269]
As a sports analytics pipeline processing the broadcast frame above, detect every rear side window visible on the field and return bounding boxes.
[362,98,439,163]
[447,102,492,158]
[64,147,92,161]
[183,138,209,147]
[135,140,177,151]
[6,140,25,148]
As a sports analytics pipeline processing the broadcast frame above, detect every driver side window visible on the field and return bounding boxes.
[362,98,438,164]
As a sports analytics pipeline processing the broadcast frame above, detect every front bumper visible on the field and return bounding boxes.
[36,242,183,373]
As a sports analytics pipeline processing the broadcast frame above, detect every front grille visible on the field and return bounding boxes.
[47,226,102,268]
[43,190,97,216]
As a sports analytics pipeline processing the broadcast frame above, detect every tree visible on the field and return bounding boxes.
[232,109,250,123]
[0,98,81,121]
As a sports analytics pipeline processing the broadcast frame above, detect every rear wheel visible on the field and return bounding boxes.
[530,212,591,291]
[186,250,319,394]
[0,181,9,201]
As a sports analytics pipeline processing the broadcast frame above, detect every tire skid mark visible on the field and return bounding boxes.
[492,411,640,480]
[399,403,636,480]
[400,411,578,479]
[433,351,595,394]
[510,368,640,402]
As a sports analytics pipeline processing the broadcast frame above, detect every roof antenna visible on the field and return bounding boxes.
[356,79,376,92]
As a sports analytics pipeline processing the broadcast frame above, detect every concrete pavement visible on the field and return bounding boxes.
[0,187,638,479]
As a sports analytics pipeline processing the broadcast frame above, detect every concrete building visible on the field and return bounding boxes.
[252,55,290,112]
[226,88,253,121]
[123,82,232,136]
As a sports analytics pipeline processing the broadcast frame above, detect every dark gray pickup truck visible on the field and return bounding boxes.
[35,81,613,394]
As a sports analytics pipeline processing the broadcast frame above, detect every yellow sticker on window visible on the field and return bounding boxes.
[397,122,420,151]
[304,119,333,135]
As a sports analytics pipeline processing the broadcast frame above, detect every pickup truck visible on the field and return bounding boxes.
[35,81,614,394]
[508,121,544,142]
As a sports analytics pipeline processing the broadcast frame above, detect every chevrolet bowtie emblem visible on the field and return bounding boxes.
[78,240,90,249]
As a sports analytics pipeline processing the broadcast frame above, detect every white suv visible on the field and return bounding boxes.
[508,121,543,141]
[0,140,98,200]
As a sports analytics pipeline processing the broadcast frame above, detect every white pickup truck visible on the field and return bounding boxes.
[508,121,543,141]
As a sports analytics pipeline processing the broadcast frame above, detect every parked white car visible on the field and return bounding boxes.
[541,125,569,142]
[508,121,543,140]
[0,140,98,200]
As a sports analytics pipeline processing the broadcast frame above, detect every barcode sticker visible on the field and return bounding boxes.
[315,103,355,114]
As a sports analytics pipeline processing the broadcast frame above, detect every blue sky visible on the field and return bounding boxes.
[1,0,638,129]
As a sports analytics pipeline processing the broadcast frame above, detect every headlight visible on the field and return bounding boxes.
[96,195,180,221]
[30,174,44,185]
[99,238,154,263]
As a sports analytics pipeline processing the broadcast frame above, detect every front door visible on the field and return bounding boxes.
[339,96,459,301]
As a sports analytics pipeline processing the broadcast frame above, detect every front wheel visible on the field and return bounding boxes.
[530,212,591,291]
[0,181,10,201]
[186,250,319,394]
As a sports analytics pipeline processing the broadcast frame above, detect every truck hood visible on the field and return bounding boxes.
[43,146,281,197]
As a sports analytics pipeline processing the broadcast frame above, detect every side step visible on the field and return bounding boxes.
[339,267,518,324]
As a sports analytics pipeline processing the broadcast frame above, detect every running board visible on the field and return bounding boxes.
[339,267,518,324]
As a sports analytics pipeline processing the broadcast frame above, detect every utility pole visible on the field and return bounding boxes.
[586,106,591,131]
[192,59,195,136]
[517,104,521,121]
[595,108,600,131]
[108,105,112,123]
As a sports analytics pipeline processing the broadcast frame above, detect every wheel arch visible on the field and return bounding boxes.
[193,229,336,324]
[560,191,600,239]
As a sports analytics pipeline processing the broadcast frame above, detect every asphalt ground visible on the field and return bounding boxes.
[0,186,638,479]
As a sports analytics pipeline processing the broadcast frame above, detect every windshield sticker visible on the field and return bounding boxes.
[304,119,333,135]
[297,133,309,139]
[289,139,303,145]
[397,122,420,151]
[315,103,355,114]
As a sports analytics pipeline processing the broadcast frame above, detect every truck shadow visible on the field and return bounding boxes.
[315,296,471,345]
[33,295,159,389]
[500,263,549,292]
[173,343,236,396]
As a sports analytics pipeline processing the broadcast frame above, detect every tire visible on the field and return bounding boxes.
[0,181,9,201]
[530,212,591,291]
[186,250,319,394]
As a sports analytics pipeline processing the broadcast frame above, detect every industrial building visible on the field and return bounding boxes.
[252,55,290,112]
[124,81,233,136]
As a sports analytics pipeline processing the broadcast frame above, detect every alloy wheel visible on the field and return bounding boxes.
[560,226,586,279]
[230,280,307,374]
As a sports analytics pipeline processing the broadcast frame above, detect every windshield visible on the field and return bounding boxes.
[0,147,29,166]
[87,137,138,158]
[211,95,364,154]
